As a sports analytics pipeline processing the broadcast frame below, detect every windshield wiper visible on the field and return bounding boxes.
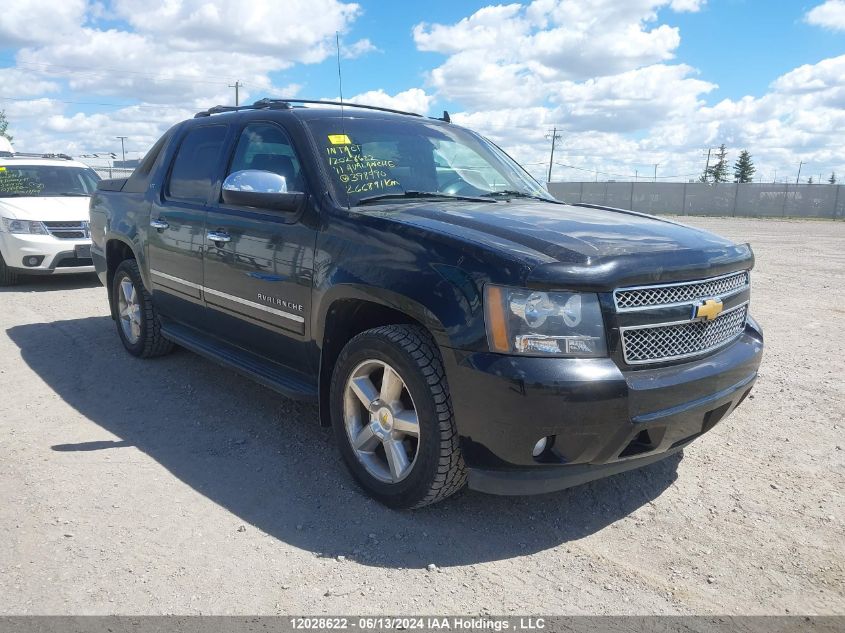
[481,190,558,202]
[356,191,496,205]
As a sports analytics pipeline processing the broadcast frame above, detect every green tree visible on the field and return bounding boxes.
[808,176,814,184]
[829,172,837,184]
[710,144,729,183]
[0,109,12,143]
[733,149,756,183]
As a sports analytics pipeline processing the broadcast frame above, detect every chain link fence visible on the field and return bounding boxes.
[91,167,135,180]
[547,181,845,219]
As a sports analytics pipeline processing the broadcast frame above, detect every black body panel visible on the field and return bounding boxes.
[89,104,764,496]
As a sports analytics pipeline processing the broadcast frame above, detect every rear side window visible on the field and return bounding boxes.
[123,131,171,193]
[166,125,227,202]
[227,122,305,192]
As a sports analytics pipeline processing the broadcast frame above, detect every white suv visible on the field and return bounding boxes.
[0,151,100,285]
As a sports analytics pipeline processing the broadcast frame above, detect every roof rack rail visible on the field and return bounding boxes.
[194,97,425,119]
[0,151,74,160]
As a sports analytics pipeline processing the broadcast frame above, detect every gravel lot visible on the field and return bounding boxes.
[0,217,842,615]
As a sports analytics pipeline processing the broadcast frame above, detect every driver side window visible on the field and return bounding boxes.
[227,123,305,193]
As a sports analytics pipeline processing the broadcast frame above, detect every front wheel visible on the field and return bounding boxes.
[112,259,174,358]
[330,325,467,509]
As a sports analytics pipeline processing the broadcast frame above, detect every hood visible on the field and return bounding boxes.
[358,200,753,290]
[0,196,92,221]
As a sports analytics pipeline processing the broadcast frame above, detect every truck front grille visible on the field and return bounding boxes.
[620,303,748,364]
[614,270,751,365]
[614,271,749,310]
[43,221,89,240]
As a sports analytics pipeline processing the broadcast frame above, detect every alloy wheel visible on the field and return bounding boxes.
[343,359,421,483]
[117,276,142,345]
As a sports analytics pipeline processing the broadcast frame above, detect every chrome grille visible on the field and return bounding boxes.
[621,304,748,364]
[43,220,89,240]
[615,271,749,310]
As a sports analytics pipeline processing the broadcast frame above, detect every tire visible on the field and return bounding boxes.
[112,259,174,358]
[0,250,19,286]
[330,324,467,508]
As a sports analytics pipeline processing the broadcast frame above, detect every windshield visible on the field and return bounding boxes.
[0,165,100,198]
[305,116,554,206]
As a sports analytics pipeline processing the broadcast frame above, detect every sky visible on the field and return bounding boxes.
[1,0,844,184]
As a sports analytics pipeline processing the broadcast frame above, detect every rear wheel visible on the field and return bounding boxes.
[0,251,19,286]
[112,259,174,358]
[330,325,466,508]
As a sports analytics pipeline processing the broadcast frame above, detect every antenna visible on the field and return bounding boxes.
[336,32,344,112]
[335,32,350,209]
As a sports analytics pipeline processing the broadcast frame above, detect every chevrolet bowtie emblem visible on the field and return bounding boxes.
[695,298,724,321]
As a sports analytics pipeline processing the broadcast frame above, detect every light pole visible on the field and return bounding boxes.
[545,127,562,184]
[229,80,242,107]
[115,136,127,166]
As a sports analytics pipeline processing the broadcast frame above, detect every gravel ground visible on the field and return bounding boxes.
[0,217,842,615]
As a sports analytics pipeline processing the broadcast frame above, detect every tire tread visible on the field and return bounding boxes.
[115,259,174,358]
[345,324,467,508]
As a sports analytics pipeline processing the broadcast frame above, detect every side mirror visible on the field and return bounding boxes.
[221,169,305,212]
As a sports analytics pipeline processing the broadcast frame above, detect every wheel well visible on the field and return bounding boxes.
[318,300,422,427]
[105,240,136,318]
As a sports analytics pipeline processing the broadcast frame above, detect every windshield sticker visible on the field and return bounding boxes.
[326,143,400,195]
[0,171,44,195]
[328,134,352,145]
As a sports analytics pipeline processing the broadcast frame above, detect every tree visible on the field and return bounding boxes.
[0,109,12,143]
[733,149,756,183]
[808,177,814,184]
[829,172,837,184]
[710,143,729,183]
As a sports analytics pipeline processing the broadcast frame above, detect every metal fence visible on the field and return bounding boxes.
[547,181,845,219]
[91,167,134,180]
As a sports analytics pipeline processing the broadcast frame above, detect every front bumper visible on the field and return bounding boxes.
[441,320,763,495]
[0,232,94,275]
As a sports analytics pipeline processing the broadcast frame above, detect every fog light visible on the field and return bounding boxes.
[532,437,549,457]
[23,255,44,267]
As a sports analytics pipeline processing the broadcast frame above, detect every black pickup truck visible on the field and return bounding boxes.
[90,98,764,508]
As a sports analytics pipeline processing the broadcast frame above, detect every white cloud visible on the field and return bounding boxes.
[347,88,434,115]
[0,69,60,98]
[110,0,361,62]
[5,0,365,108]
[413,0,708,112]
[805,0,845,31]
[1,0,843,184]
[0,0,88,47]
[343,38,379,59]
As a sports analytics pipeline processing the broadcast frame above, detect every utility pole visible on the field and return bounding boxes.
[703,148,712,183]
[115,136,127,166]
[795,160,803,184]
[545,127,561,183]
[635,169,638,182]
[229,80,242,107]
[653,163,659,182]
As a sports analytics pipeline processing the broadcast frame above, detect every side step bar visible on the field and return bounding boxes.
[160,322,317,401]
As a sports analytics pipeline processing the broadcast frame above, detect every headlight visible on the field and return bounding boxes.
[1,217,49,235]
[484,285,607,357]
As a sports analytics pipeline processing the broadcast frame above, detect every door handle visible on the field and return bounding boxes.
[150,218,169,230]
[207,231,231,244]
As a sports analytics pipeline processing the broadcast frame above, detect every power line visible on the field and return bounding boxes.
[0,96,191,110]
[2,59,234,87]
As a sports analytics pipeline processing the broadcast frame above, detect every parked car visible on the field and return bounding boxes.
[89,99,764,508]
[0,151,99,285]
